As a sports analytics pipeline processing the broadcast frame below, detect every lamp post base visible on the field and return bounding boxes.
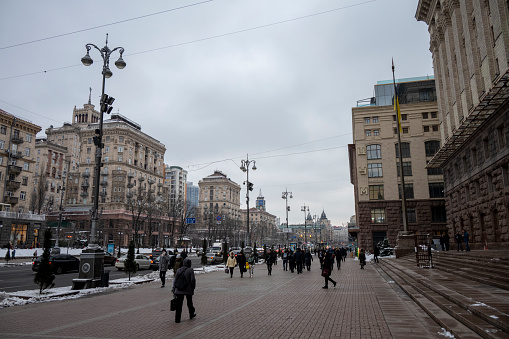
[72,248,104,289]
[394,231,415,258]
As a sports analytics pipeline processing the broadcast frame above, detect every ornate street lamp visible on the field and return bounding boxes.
[73,34,125,289]
[281,188,292,247]
[301,204,309,250]
[240,155,256,247]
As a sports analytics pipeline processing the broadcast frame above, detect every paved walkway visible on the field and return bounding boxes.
[0,256,446,339]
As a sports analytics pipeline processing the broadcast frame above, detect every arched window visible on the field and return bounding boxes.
[425,140,441,157]
[367,144,382,160]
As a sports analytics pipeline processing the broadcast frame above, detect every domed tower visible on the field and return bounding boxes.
[256,189,266,211]
[320,209,327,220]
[73,88,100,125]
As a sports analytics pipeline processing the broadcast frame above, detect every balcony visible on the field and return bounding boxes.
[8,165,22,175]
[127,182,134,188]
[101,171,108,176]
[82,172,90,178]
[11,135,24,144]
[4,196,18,205]
[127,173,135,179]
[8,151,23,159]
[100,181,108,186]
[6,180,21,191]
[99,191,107,197]
[81,182,90,188]
[139,176,145,181]
[157,182,163,187]
[80,192,88,197]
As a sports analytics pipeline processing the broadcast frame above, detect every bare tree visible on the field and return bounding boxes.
[31,171,48,214]
[125,179,150,251]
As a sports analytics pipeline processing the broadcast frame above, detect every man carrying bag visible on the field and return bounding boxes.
[172,258,196,323]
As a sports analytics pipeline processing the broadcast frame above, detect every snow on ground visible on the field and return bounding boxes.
[438,328,455,338]
[0,251,224,309]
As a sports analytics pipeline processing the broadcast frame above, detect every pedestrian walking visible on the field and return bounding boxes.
[174,254,183,274]
[454,231,463,251]
[172,258,196,323]
[226,252,237,278]
[237,250,246,278]
[439,233,445,251]
[295,248,304,274]
[335,248,342,269]
[247,251,255,278]
[304,250,313,271]
[373,245,380,264]
[288,250,296,273]
[321,251,336,289]
[159,249,170,287]
[282,249,289,271]
[444,232,450,251]
[463,229,470,251]
[32,249,38,261]
[359,249,366,269]
[266,249,274,275]
[11,248,16,260]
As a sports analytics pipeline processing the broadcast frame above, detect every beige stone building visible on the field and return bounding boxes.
[194,171,241,246]
[240,207,277,246]
[417,0,509,249]
[0,109,45,247]
[44,100,167,248]
[349,77,446,251]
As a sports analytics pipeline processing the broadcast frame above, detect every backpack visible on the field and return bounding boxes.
[175,267,188,290]
[169,255,176,269]
[283,252,288,259]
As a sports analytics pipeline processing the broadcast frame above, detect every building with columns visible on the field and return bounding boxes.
[44,99,168,248]
[417,0,509,249]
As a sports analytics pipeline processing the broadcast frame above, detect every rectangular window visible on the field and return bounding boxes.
[0,156,3,165]
[118,146,124,153]
[24,147,30,156]
[406,208,417,223]
[431,112,437,119]
[20,191,26,200]
[373,129,380,136]
[422,112,428,119]
[503,165,509,188]
[23,162,29,171]
[471,147,478,166]
[0,140,4,149]
[402,127,409,134]
[372,117,379,123]
[364,117,370,124]
[22,176,28,185]
[105,146,110,152]
[396,162,412,176]
[398,183,414,199]
[365,130,371,137]
[26,133,32,142]
[368,163,383,177]
[401,114,407,121]
[119,136,124,143]
[432,125,439,131]
[87,147,91,154]
[104,156,109,162]
[483,137,489,158]
[487,173,493,193]
[366,145,381,159]
[497,125,505,150]
[423,126,430,132]
[369,185,384,200]
[431,206,446,222]
[118,156,123,162]
[429,182,444,198]
[427,167,443,175]
[371,208,386,223]
[0,125,6,134]
[394,128,398,134]
[395,143,411,158]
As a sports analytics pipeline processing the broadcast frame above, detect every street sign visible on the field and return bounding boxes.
[216,215,222,221]
[185,218,196,224]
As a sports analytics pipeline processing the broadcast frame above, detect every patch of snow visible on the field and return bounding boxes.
[471,303,487,307]
[490,315,499,319]
[387,281,395,284]
[438,328,455,338]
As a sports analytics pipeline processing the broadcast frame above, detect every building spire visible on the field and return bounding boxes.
[88,87,92,105]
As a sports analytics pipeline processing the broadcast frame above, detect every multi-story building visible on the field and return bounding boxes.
[240,207,277,246]
[44,100,167,248]
[195,171,241,245]
[255,189,266,211]
[0,109,45,247]
[165,165,187,202]
[186,181,199,209]
[349,77,447,251]
[417,0,509,249]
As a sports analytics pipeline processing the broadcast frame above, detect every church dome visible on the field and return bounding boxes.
[320,210,327,220]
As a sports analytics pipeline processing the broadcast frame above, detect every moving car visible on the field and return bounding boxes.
[115,254,152,270]
[32,254,80,274]
[205,252,222,265]
[103,252,117,266]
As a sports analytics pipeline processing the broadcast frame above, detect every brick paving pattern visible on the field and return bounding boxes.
[0,256,445,338]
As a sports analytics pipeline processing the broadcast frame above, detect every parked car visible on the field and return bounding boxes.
[150,256,160,271]
[32,254,80,274]
[103,252,117,266]
[150,249,164,262]
[115,254,152,270]
[205,252,222,265]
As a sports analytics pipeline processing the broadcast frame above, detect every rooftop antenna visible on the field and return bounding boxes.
[88,87,92,104]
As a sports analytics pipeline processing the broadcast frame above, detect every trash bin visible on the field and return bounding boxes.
[101,270,110,287]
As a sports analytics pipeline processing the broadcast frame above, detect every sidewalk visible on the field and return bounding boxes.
[0,256,446,339]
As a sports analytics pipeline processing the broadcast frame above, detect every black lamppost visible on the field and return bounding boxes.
[281,188,292,247]
[240,155,256,247]
[301,204,309,250]
[53,184,65,254]
[73,34,126,289]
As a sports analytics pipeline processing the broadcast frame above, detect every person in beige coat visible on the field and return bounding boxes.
[226,252,237,278]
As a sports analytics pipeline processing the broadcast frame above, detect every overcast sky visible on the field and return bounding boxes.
[0,0,433,226]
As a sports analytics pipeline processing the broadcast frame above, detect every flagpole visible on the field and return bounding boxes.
[392,59,408,233]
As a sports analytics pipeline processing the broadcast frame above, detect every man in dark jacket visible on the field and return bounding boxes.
[265,250,274,275]
[237,251,247,278]
[295,248,304,274]
[158,249,170,287]
[172,258,196,323]
[454,231,463,251]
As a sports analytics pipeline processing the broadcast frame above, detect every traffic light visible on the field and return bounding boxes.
[100,94,115,114]
[247,182,254,191]
[287,206,291,211]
